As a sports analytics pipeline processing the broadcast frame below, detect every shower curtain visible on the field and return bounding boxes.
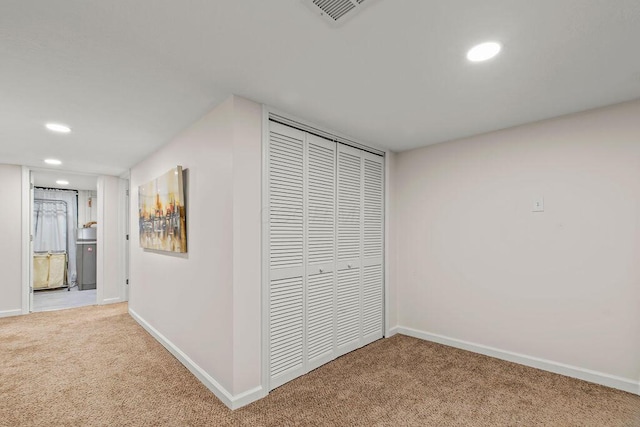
[34,188,78,284]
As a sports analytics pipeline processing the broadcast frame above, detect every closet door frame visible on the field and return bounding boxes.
[261,106,389,394]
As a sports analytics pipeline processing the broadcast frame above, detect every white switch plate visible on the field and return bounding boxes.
[533,197,544,212]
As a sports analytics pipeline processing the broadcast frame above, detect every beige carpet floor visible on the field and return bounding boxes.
[1,303,638,426]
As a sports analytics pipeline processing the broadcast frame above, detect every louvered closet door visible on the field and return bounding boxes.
[305,134,337,371]
[335,144,364,356]
[267,120,385,391]
[268,122,306,390]
[361,151,384,345]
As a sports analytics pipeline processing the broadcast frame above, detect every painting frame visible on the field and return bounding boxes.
[138,166,187,253]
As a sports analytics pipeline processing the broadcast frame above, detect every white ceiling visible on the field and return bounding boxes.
[2,1,640,176]
[33,169,97,191]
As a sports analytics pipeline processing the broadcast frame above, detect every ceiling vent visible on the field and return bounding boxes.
[303,0,374,26]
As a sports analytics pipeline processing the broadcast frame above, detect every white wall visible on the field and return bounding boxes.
[231,97,263,395]
[78,190,98,227]
[0,164,24,317]
[128,95,263,406]
[97,175,125,304]
[394,100,640,392]
[385,151,398,333]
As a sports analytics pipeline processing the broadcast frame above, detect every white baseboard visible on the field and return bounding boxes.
[231,385,265,409]
[386,326,399,338]
[100,297,123,305]
[0,309,23,319]
[397,326,640,396]
[128,308,265,409]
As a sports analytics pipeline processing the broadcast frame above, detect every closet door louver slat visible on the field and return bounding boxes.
[268,123,306,389]
[307,272,334,360]
[307,137,336,266]
[362,153,384,344]
[306,135,336,370]
[362,264,383,338]
[363,157,383,259]
[336,145,364,354]
[269,276,304,379]
[337,150,362,262]
[336,267,360,347]
[267,120,384,391]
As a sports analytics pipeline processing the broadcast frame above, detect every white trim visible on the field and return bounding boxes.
[397,326,640,396]
[230,385,266,410]
[269,112,384,156]
[21,166,31,314]
[117,177,130,302]
[0,309,23,319]
[129,308,264,409]
[383,150,391,337]
[95,176,129,306]
[96,176,105,305]
[265,105,388,155]
[386,326,398,338]
[28,166,101,180]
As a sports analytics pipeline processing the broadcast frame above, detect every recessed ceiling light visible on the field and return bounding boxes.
[467,42,501,62]
[56,180,69,185]
[45,123,71,133]
[44,159,62,165]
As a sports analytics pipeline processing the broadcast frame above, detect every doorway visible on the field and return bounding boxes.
[30,170,98,312]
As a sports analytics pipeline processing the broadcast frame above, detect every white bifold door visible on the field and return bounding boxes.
[267,121,384,390]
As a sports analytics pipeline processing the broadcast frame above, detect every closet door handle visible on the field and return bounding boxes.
[347,264,352,269]
[319,268,324,273]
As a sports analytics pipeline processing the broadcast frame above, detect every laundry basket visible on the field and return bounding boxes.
[48,251,67,288]
[33,252,50,289]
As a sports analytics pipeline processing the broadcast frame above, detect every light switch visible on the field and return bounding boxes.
[533,197,544,212]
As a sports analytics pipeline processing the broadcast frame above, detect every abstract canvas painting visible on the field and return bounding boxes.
[138,166,187,253]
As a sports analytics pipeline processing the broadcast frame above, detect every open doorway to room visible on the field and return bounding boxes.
[31,170,98,312]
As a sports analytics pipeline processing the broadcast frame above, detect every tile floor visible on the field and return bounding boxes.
[33,287,97,312]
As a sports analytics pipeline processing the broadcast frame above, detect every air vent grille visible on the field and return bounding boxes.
[303,0,376,26]
[313,0,355,21]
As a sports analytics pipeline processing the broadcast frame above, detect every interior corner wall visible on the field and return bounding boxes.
[129,95,240,397]
[385,151,398,333]
[0,164,23,317]
[394,100,640,385]
[231,96,263,396]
